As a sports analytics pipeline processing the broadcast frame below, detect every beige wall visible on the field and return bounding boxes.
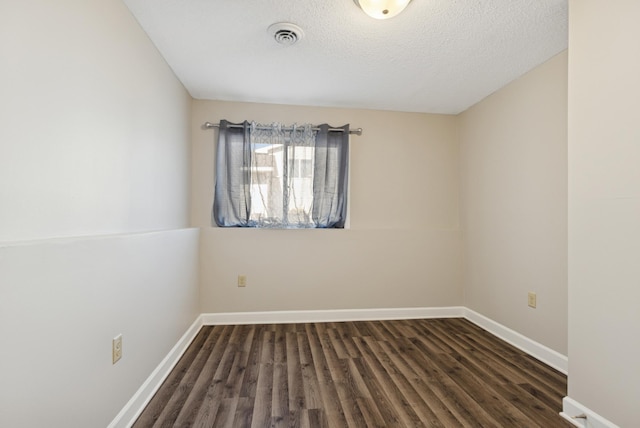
[0,230,199,428]
[192,100,462,312]
[0,0,191,242]
[1,0,576,423]
[0,1,198,426]
[568,1,640,426]
[458,52,568,354]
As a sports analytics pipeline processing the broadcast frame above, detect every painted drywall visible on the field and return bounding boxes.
[567,1,640,426]
[0,1,198,427]
[0,0,191,242]
[193,100,462,312]
[458,51,568,355]
[0,231,199,428]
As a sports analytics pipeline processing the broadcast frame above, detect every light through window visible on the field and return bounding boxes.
[213,120,350,229]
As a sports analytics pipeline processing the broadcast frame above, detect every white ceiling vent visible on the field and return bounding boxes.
[268,23,304,46]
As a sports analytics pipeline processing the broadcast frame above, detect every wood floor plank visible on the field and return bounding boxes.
[453,319,567,390]
[319,328,368,427]
[132,326,213,427]
[403,336,506,426]
[425,323,544,427]
[333,322,362,359]
[153,325,232,427]
[349,355,405,426]
[249,361,273,428]
[305,408,328,428]
[286,332,306,411]
[260,329,275,364]
[224,325,256,399]
[354,336,425,427]
[431,351,539,427]
[134,318,572,428]
[305,324,349,427]
[456,329,566,402]
[191,381,223,428]
[372,339,446,427]
[382,337,465,427]
[494,381,570,428]
[272,325,289,420]
[210,397,238,427]
[232,397,253,428]
[297,331,323,410]
[272,362,289,419]
[239,325,264,398]
[189,326,243,426]
[326,327,350,360]
[430,328,566,425]
[355,397,387,428]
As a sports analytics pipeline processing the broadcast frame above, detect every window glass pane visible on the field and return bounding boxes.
[213,121,348,229]
[250,143,283,226]
[288,146,314,226]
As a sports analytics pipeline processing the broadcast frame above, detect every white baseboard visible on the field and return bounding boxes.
[113,306,570,427]
[560,397,621,428]
[201,308,568,374]
[463,308,568,374]
[107,315,204,428]
[201,306,465,325]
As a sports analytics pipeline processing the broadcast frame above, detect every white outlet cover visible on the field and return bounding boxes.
[113,334,123,364]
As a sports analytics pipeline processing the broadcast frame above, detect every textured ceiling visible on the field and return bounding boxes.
[122,0,567,114]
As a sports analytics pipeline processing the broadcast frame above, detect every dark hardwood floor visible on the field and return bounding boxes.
[134,318,571,427]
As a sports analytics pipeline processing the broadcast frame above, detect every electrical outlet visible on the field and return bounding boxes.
[528,292,537,308]
[112,334,122,364]
[238,275,247,287]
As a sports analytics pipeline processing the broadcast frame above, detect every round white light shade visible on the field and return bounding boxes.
[354,0,412,20]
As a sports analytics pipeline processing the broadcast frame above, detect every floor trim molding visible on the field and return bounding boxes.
[201,307,567,373]
[560,397,621,428]
[201,306,465,325]
[108,315,203,428]
[112,307,570,427]
[463,308,568,374]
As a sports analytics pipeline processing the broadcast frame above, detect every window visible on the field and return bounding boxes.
[213,120,350,228]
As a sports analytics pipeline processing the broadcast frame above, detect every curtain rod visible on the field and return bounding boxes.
[202,121,363,136]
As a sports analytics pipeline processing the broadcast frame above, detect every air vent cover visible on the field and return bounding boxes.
[268,23,304,46]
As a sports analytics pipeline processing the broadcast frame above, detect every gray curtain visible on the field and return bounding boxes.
[312,124,349,228]
[212,120,252,227]
[213,120,349,228]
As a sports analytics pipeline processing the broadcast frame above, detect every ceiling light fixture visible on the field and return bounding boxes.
[354,0,412,20]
